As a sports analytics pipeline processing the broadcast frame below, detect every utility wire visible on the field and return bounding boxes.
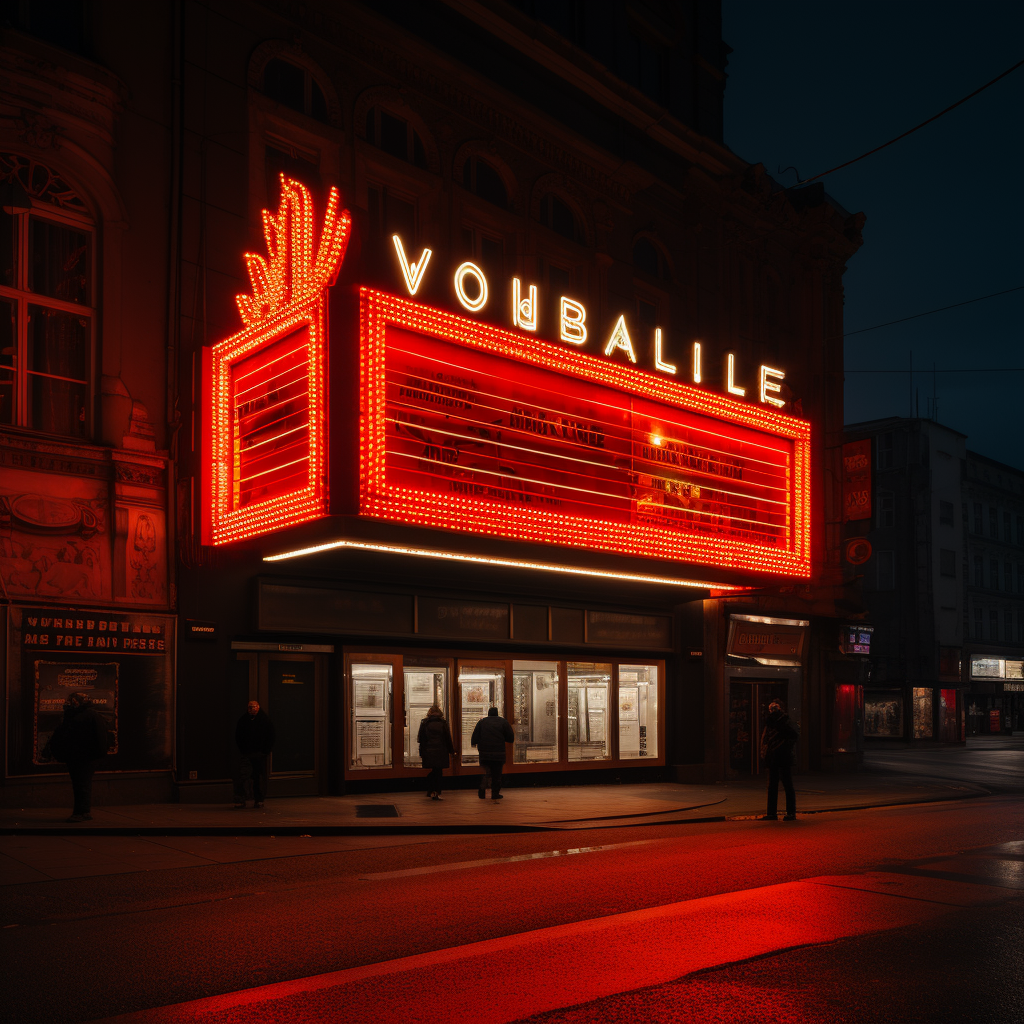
[843,284,1023,338]
[798,57,1024,185]
[845,367,1024,374]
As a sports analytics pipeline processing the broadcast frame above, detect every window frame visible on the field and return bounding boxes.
[0,197,96,438]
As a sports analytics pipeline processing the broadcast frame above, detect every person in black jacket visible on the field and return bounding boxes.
[760,699,799,820]
[45,692,110,823]
[471,706,515,801]
[234,700,275,809]
[418,705,454,799]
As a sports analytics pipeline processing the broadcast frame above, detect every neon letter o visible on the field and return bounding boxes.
[454,262,488,312]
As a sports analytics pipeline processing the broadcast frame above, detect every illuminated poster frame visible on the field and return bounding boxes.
[359,288,812,577]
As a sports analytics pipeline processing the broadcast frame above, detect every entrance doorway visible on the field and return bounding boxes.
[729,680,787,774]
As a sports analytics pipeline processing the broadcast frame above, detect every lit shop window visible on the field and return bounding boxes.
[350,663,392,769]
[864,690,903,738]
[403,662,447,768]
[619,664,658,759]
[567,662,611,761]
[0,153,93,438]
[458,664,505,766]
[912,687,933,739]
[513,660,559,764]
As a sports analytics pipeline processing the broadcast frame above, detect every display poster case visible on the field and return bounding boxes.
[457,662,505,766]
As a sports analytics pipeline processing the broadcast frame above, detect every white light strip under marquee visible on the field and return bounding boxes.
[263,538,746,590]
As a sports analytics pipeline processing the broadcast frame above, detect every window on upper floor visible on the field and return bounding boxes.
[536,255,573,299]
[876,550,895,590]
[876,491,895,529]
[463,227,504,284]
[974,502,983,534]
[939,549,957,578]
[265,137,322,207]
[620,29,668,104]
[263,58,329,123]
[1018,515,1024,546]
[974,556,984,587]
[632,237,670,283]
[1018,615,1024,643]
[463,156,508,209]
[367,185,417,243]
[877,432,893,470]
[539,194,582,244]
[1018,564,1024,594]
[0,152,93,439]
[1005,562,1013,593]
[1004,510,1012,542]
[365,107,427,169]
[939,501,954,526]
[990,609,999,641]
[1005,610,1013,642]
[973,605,983,639]
[990,506,999,539]
[991,558,1000,590]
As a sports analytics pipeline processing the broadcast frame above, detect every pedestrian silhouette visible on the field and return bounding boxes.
[471,706,514,801]
[44,692,111,822]
[418,705,454,800]
[235,700,275,808]
[760,699,799,820]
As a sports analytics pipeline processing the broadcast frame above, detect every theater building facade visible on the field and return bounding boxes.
[0,1,864,805]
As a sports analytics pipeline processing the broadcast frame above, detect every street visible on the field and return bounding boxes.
[2,741,1022,1023]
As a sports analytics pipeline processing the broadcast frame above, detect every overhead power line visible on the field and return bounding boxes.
[843,284,1023,338]
[799,57,1024,185]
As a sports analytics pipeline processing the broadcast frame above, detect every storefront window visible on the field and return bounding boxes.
[940,689,958,743]
[350,662,392,769]
[567,663,610,761]
[403,663,447,767]
[912,687,934,739]
[513,660,559,763]
[619,664,658,758]
[864,689,903,738]
[458,664,504,765]
[834,684,858,752]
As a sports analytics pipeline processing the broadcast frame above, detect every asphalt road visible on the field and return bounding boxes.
[2,790,1022,1023]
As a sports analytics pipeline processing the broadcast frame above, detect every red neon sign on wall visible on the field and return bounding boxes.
[360,289,812,577]
[202,177,350,546]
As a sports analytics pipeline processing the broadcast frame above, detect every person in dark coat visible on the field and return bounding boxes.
[235,700,275,808]
[471,706,514,801]
[417,705,454,800]
[45,692,110,823]
[760,699,799,820]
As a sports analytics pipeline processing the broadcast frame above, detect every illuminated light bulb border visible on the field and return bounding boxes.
[205,178,351,546]
[359,288,812,578]
[262,537,750,591]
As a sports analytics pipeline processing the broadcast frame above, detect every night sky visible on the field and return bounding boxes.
[723,1,1023,467]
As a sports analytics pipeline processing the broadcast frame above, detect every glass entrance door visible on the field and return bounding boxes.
[456,660,505,766]
[729,680,787,774]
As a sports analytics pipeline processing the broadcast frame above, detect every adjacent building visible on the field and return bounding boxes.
[1,1,865,807]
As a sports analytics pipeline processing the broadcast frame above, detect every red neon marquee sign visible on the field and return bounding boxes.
[360,289,811,577]
[203,178,350,546]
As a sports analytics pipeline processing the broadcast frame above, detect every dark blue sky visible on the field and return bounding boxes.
[722,1,1024,467]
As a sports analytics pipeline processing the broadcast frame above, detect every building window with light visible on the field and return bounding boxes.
[0,152,94,439]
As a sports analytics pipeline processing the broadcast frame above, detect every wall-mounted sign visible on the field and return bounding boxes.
[185,619,217,641]
[360,289,811,576]
[840,624,874,655]
[842,439,872,522]
[726,613,808,664]
[844,537,872,565]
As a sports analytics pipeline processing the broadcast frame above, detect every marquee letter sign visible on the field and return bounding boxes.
[202,177,351,545]
[359,289,812,577]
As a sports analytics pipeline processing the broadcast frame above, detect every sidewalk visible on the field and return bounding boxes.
[0,771,989,837]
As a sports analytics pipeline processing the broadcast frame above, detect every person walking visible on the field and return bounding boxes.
[45,692,111,823]
[417,705,454,800]
[760,699,799,821]
[471,706,514,801]
[234,700,275,809]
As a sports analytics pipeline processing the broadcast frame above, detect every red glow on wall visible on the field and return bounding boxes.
[203,177,350,546]
[359,289,812,576]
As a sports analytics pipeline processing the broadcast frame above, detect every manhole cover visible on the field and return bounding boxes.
[355,804,400,818]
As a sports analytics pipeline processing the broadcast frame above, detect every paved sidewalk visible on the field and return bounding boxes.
[0,772,987,836]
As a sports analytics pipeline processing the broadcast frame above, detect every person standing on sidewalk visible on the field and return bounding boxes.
[760,699,798,821]
[418,705,454,800]
[234,700,275,809]
[45,692,111,823]
[471,706,514,801]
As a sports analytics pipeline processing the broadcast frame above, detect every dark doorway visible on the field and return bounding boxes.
[729,680,787,774]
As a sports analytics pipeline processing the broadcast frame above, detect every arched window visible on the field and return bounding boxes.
[262,58,329,123]
[632,237,669,281]
[463,156,508,209]
[0,153,94,438]
[365,106,427,169]
[539,194,581,243]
